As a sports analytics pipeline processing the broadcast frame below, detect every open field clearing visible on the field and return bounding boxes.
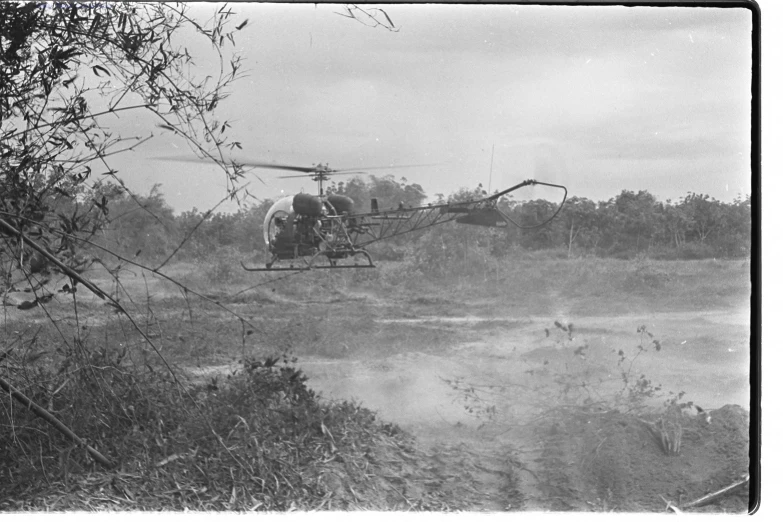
[1,1,755,514]
[1,257,751,512]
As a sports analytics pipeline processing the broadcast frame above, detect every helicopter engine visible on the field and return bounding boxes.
[264,194,356,262]
[292,193,324,217]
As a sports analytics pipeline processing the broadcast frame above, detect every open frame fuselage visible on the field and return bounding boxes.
[243,179,567,272]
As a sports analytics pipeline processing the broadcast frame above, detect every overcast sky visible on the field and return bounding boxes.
[114,3,753,214]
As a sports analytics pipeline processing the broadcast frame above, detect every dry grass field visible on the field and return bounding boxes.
[0,254,752,512]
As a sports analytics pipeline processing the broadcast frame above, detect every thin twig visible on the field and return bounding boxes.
[155,182,249,271]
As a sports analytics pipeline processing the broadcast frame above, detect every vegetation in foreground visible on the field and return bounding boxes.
[1,356,480,511]
[1,255,750,511]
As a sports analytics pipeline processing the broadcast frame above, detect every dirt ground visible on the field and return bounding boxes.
[289,299,751,512]
[181,293,750,512]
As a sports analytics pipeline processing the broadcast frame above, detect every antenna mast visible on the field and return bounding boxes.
[488,144,495,194]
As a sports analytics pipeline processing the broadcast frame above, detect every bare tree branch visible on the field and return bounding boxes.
[335,4,399,32]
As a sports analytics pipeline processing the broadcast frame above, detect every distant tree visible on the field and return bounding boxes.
[175,207,216,256]
[328,174,426,212]
[590,200,621,254]
[232,200,273,253]
[559,197,597,257]
[411,184,490,272]
[611,190,660,254]
[328,177,370,210]
[399,177,427,208]
[509,199,562,250]
[718,194,751,257]
[95,184,177,260]
[680,192,725,244]
[660,199,693,250]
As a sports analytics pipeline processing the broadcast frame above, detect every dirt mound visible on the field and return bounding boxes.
[532,404,749,512]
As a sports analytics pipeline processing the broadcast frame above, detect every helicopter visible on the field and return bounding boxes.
[232,160,568,271]
[161,156,567,271]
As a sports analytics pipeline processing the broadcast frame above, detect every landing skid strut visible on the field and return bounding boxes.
[240,250,375,272]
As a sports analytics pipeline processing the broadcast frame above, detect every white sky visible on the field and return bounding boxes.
[111,3,754,213]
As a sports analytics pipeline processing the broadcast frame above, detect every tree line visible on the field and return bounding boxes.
[501,188,750,260]
[89,175,750,264]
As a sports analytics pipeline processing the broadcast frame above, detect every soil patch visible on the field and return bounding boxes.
[531,404,749,512]
[292,304,751,512]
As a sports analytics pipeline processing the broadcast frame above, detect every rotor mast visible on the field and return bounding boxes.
[312,164,329,197]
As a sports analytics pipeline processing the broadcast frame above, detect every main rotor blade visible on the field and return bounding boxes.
[156,156,438,174]
[277,173,318,179]
[332,163,439,172]
[275,163,435,179]
[239,161,316,173]
[155,155,236,165]
[278,171,368,179]
[260,162,437,174]
[156,156,317,173]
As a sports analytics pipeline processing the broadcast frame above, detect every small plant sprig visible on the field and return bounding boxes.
[640,416,683,456]
[612,325,664,413]
[442,376,499,423]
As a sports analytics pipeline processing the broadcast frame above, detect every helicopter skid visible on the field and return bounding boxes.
[241,264,307,272]
[240,264,376,272]
[240,250,375,272]
[312,264,375,269]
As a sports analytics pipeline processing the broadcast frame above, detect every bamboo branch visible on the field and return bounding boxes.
[3,104,151,141]
[0,217,107,300]
[682,474,750,509]
[0,375,114,469]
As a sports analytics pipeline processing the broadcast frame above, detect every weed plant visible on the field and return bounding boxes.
[447,322,698,429]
